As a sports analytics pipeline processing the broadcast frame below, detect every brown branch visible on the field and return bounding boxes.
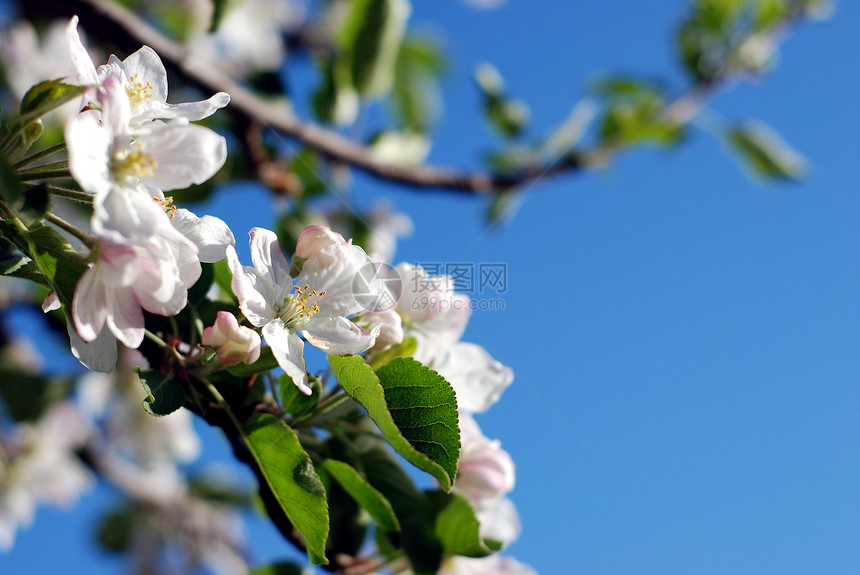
[37,0,591,194]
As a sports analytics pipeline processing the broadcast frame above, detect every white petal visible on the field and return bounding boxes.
[68,321,117,373]
[437,342,514,414]
[302,315,380,355]
[171,209,235,262]
[294,225,348,260]
[65,110,111,197]
[42,291,60,313]
[65,16,98,85]
[297,243,375,317]
[249,227,292,289]
[226,245,274,327]
[120,45,168,103]
[92,186,171,244]
[139,123,227,191]
[132,92,231,124]
[263,321,311,395]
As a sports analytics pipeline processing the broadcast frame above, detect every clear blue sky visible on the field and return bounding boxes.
[4,1,860,574]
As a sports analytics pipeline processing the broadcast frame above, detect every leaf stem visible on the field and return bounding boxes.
[42,184,94,204]
[19,169,71,182]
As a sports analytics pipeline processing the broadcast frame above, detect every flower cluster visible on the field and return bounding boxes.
[61,16,235,371]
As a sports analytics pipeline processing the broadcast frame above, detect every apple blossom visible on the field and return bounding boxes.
[72,237,189,349]
[227,227,382,394]
[202,311,263,366]
[67,16,230,125]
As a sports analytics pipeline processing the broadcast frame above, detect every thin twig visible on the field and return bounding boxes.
[45,212,94,247]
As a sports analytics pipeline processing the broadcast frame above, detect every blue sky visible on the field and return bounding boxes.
[4,1,860,574]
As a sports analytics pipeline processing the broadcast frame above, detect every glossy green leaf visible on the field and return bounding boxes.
[322,459,400,532]
[431,492,496,558]
[0,254,48,285]
[243,414,329,565]
[328,355,459,490]
[280,372,320,417]
[136,368,187,416]
[340,0,411,97]
[10,80,85,133]
[726,121,807,181]
[357,438,443,574]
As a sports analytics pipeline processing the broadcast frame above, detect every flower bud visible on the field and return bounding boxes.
[202,311,261,366]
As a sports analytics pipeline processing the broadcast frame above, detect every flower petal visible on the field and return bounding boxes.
[133,92,231,124]
[120,45,168,103]
[104,283,145,348]
[65,16,98,85]
[138,122,227,191]
[226,245,274,327]
[68,321,117,373]
[171,209,235,263]
[302,314,380,355]
[262,321,311,394]
[436,342,513,414]
[248,227,292,290]
[297,243,375,317]
[72,265,108,342]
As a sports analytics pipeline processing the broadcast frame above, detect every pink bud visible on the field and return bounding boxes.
[202,311,261,366]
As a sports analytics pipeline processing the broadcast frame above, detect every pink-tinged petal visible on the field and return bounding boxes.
[72,266,108,342]
[297,243,376,317]
[105,284,145,348]
[262,321,311,394]
[68,321,117,373]
[139,122,227,191]
[65,110,111,197]
[65,16,98,85]
[475,497,521,548]
[133,92,231,124]
[294,225,348,260]
[302,314,380,355]
[120,45,168,103]
[170,209,235,262]
[226,245,273,327]
[248,227,292,289]
[42,291,60,313]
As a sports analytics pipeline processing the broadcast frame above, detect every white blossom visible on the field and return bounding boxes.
[227,227,381,394]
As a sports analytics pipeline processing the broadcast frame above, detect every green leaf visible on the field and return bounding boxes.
[0,254,48,285]
[20,79,84,116]
[322,459,400,532]
[328,355,459,490]
[368,336,417,370]
[340,0,411,97]
[243,414,329,565]
[431,492,496,558]
[209,0,228,32]
[473,63,529,138]
[136,368,187,416]
[280,372,320,417]
[726,121,807,181]
[248,562,305,575]
[357,439,443,573]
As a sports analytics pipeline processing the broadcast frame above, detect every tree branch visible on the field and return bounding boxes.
[39,0,592,194]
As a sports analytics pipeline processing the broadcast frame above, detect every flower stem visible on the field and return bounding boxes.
[43,184,94,204]
[19,169,72,182]
[16,160,69,174]
[200,375,245,434]
[45,212,94,247]
[13,142,67,169]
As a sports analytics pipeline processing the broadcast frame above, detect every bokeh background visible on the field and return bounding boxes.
[2,1,859,573]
